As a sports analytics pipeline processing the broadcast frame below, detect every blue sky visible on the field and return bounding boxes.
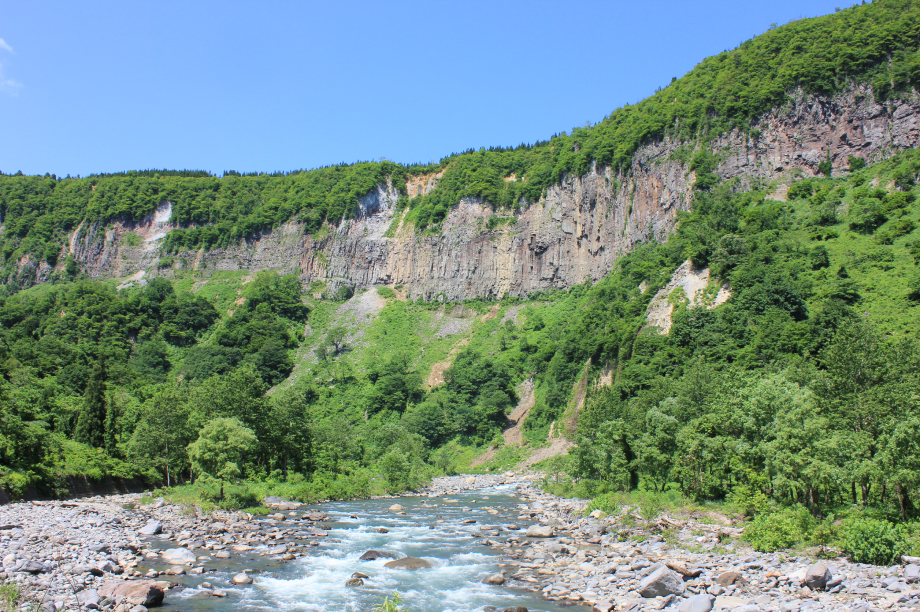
[0,0,844,177]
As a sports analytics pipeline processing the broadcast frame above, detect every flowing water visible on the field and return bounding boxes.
[157,484,572,612]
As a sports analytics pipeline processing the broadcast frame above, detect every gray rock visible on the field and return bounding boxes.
[525,525,555,538]
[232,572,253,585]
[383,557,432,570]
[638,566,686,598]
[138,520,162,536]
[345,577,364,586]
[483,573,506,585]
[161,548,196,565]
[359,550,397,561]
[77,589,100,609]
[805,561,831,591]
[904,563,920,584]
[19,560,49,574]
[678,594,715,612]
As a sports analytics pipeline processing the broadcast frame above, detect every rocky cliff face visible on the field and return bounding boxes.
[65,86,920,300]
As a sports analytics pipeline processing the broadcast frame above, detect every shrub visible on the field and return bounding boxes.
[377,287,397,299]
[743,506,813,552]
[218,486,260,510]
[840,518,908,565]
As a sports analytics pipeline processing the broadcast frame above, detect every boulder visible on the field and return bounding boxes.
[77,589,100,609]
[638,566,686,598]
[359,550,397,561]
[98,580,165,607]
[211,590,227,597]
[804,562,831,591]
[904,564,919,584]
[345,577,364,586]
[19,560,50,574]
[678,594,715,612]
[665,560,703,580]
[465,477,476,484]
[302,512,328,522]
[525,525,555,538]
[214,551,231,559]
[383,557,432,570]
[592,602,615,612]
[231,573,253,585]
[483,573,506,585]
[388,504,405,513]
[161,548,196,565]
[94,560,117,575]
[351,572,369,579]
[715,570,742,586]
[138,521,163,536]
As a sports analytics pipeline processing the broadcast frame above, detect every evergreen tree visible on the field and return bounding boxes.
[104,396,119,457]
[74,361,107,448]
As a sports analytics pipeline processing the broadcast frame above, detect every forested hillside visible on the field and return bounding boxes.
[1,0,920,561]
[2,0,920,274]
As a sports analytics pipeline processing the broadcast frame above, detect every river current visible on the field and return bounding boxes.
[161,484,571,612]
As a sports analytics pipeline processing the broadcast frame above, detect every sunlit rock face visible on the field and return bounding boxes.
[60,86,920,299]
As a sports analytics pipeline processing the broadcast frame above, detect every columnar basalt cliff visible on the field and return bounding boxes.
[63,87,920,300]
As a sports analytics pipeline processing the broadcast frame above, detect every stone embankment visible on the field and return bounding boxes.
[1,474,918,612]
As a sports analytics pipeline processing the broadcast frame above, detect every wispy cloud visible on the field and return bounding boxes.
[0,38,12,54]
[0,61,23,95]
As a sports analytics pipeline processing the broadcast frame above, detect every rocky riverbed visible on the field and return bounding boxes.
[1,474,918,612]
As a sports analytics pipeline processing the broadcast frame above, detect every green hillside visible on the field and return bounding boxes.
[0,0,920,557]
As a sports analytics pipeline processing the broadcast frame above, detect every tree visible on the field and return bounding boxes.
[74,361,107,448]
[187,417,257,499]
[126,385,193,486]
[129,339,171,381]
[244,272,309,321]
[325,327,348,355]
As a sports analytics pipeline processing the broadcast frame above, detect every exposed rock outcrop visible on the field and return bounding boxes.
[645,260,731,335]
[59,86,920,300]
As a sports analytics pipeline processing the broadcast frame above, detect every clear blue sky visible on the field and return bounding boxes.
[0,0,843,177]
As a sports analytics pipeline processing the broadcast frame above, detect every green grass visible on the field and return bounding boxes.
[0,582,22,612]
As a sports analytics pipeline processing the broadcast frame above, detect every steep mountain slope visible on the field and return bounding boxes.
[4,1,920,300]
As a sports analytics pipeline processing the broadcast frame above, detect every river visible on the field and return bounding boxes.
[158,483,572,612]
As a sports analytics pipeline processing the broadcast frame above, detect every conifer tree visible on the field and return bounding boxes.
[75,361,107,448]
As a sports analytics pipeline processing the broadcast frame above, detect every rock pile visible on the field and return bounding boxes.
[419,474,920,612]
[0,492,328,610]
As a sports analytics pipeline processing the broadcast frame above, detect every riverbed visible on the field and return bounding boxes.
[164,484,570,612]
